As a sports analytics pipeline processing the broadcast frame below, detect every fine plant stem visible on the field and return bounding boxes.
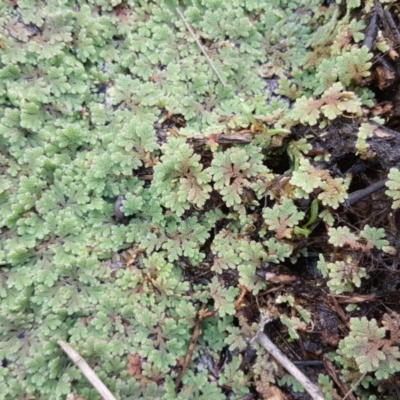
[176,7,227,87]
[342,372,367,400]
[175,304,216,389]
[58,341,116,400]
[174,307,204,389]
[255,332,325,400]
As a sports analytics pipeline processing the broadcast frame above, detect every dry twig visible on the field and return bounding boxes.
[176,8,226,87]
[234,285,248,310]
[330,293,376,304]
[175,304,216,389]
[342,372,367,400]
[192,134,253,145]
[323,356,356,400]
[344,179,387,206]
[254,317,325,400]
[58,341,116,400]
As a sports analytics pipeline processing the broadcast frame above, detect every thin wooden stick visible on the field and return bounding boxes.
[58,341,116,400]
[234,285,248,310]
[323,356,356,400]
[255,331,325,400]
[342,372,367,400]
[175,304,216,389]
[174,305,205,389]
[344,179,387,206]
[176,7,226,87]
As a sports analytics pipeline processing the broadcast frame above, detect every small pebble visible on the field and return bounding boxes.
[113,195,125,219]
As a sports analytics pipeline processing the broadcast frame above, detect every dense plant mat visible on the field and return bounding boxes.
[1,0,400,399]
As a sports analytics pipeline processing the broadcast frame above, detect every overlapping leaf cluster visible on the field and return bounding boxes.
[335,313,400,391]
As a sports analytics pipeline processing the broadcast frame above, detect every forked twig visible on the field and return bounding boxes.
[58,341,116,400]
[176,8,226,87]
[254,317,325,400]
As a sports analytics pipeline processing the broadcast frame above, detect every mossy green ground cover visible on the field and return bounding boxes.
[1,0,400,399]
